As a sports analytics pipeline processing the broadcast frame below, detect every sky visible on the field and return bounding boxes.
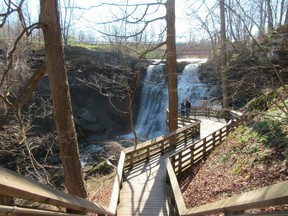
[23,0,214,43]
[68,0,194,42]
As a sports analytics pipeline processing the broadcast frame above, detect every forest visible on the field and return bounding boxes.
[0,0,288,215]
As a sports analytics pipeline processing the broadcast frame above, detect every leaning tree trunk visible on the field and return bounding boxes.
[165,0,178,133]
[220,0,229,109]
[39,0,87,198]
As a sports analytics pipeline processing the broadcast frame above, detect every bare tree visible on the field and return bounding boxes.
[59,0,80,46]
[39,0,87,198]
[0,0,57,184]
[220,0,229,109]
[186,1,218,55]
[0,0,41,128]
[285,2,288,25]
[75,1,176,143]
[97,0,179,135]
[165,0,178,133]
[267,0,274,33]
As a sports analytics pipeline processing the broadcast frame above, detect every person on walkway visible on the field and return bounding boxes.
[185,99,191,117]
[180,102,185,117]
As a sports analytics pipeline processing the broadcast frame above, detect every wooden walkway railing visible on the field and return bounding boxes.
[5,107,285,216]
[166,117,242,215]
[169,117,242,176]
[116,116,203,215]
[166,111,288,215]
[0,166,112,216]
[0,107,230,216]
[123,120,201,169]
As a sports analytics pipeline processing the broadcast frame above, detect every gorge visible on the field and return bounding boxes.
[0,47,220,181]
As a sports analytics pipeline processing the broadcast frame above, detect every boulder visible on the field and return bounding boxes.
[77,108,97,123]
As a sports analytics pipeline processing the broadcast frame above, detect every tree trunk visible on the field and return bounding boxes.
[220,0,229,109]
[284,4,288,25]
[279,0,285,26]
[165,0,178,133]
[39,0,87,198]
[267,0,274,34]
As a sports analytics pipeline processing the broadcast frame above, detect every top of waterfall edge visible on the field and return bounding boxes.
[147,58,207,64]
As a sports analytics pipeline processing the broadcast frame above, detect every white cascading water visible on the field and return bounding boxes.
[135,63,168,140]
[178,59,217,106]
[81,59,217,166]
[134,59,217,141]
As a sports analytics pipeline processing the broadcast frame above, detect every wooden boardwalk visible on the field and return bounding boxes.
[117,117,226,216]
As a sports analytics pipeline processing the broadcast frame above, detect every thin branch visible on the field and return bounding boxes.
[0,22,41,88]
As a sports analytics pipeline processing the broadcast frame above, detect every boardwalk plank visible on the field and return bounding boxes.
[117,117,226,216]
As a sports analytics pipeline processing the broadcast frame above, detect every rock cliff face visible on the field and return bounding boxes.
[35,46,143,142]
[36,47,189,142]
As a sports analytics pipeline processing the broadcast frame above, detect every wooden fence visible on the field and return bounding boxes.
[0,116,200,216]
[124,120,201,169]
[190,107,226,119]
[170,117,242,176]
[0,107,234,216]
[166,117,242,215]
[166,111,288,215]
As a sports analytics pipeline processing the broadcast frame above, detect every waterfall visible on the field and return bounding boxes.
[135,64,168,140]
[178,60,217,107]
[124,59,217,141]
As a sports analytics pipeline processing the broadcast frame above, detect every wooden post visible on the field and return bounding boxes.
[184,130,187,145]
[161,141,165,154]
[224,210,245,215]
[179,153,183,174]
[203,138,207,159]
[212,132,216,149]
[0,195,12,216]
[219,128,223,142]
[190,145,195,167]
[130,152,134,168]
[146,147,150,161]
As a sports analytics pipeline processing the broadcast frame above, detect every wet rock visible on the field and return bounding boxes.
[83,123,105,133]
[88,161,114,176]
[77,108,97,123]
[49,168,64,190]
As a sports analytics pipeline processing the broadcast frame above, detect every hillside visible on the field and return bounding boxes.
[179,87,288,214]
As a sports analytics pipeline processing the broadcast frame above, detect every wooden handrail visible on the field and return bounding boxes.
[166,159,186,215]
[0,204,86,216]
[189,107,227,119]
[166,118,241,215]
[0,167,113,216]
[165,110,288,215]
[169,122,233,176]
[0,107,242,216]
[109,151,125,214]
[182,180,288,216]
[176,107,227,119]
[124,120,201,169]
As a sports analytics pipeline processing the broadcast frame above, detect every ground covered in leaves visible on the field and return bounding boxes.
[179,98,288,214]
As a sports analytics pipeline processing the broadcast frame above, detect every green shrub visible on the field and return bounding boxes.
[220,154,228,163]
[243,143,259,154]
